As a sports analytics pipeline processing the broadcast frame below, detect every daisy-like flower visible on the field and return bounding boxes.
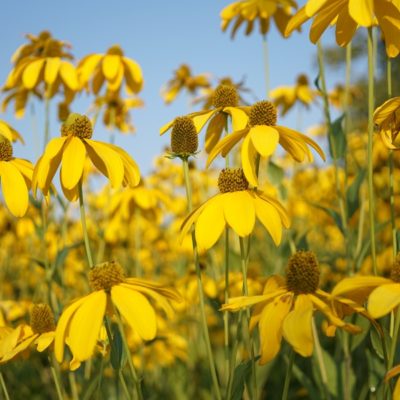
[54,260,182,366]
[32,113,140,201]
[161,64,210,105]
[161,84,249,153]
[180,168,290,251]
[0,304,55,364]
[0,137,34,217]
[373,97,400,150]
[221,251,362,364]
[285,0,400,58]
[270,74,319,116]
[78,45,143,95]
[221,0,297,39]
[207,100,325,187]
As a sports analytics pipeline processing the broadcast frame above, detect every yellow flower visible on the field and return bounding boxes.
[0,119,24,143]
[270,74,319,116]
[78,45,143,95]
[0,304,55,364]
[373,97,400,150]
[285,0,400,57]
[0,137,34,217]
[221,251,362,364]
[161,64,210,104]
[54,261,182,366]
[180,168,290,251]
[328,84,361,110]
[221,0,297,38]
[207,100,325,187]
[32,113,140,201]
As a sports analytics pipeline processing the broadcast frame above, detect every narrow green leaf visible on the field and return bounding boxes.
[329,115,346,160]
[370,326,391,360]
[346,169,366,219]
[110,324,125,371]
[230,356,260,400]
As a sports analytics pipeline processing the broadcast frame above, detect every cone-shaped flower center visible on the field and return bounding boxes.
[171,116,198,154]
[212,84,239,108]
[61,113,93,139]
[89,260,125,292]
[286,251,320,294]
[249,100,277,127]
[0,138,13,161]
[30,304,55,334]
[218,168,249,193]
[107,45,124,56]
[391,253,400,282]
[38,31,52,41]
[297,74,309,86]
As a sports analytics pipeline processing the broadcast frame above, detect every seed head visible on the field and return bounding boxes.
[218,168,249,193]
[30,304,55,334]
[212,84,239,108]
[286,251,320,294]
[61,113,93,139]
[391,253,400,282]
[170,116,198,155]
[0,137,13,161]
[89,260,125,292]
[107,45,124,56]
[297,74,309,86]
[249,101,277,127]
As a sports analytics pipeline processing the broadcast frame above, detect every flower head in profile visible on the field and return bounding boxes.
[373,97,400,150]
[285,0,400,57]
[78,45,143,95]
[270,74,319,116]
[221,0,297,39]
[32,113,140,201]
[207,100,325,187]
[161,64,210,104]
[221,251,362,364]
[0,137,34,217]
[180,168,290,251]
[0,304,55,364]
[54,260,182,366]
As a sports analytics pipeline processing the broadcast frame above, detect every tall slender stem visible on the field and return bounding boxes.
[262,36,270,98]
[49,356,64,400]
[182,158,222,400]
[78,181,94,268]
[224,227,230,379]
[282,349,295,400]
[0,373,10,400]
[44,94,50,151]
[367,27,377,275]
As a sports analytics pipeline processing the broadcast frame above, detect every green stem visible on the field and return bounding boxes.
[262,36,270,98]
[182,157,222,400]
[134,207,141,277]
[0,373,10,400]
[49,356,64,400]
[68,373,79,400]
[282,349,295,400]
[224,227,230,381]
[367,27,377,275]
[119,371,131,400]
[44,93,50,151]
[389,307,400,369]
[78,181,94,268]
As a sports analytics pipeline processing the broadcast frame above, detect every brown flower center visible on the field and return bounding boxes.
[30,304,55,334]
[0,138,13,161]
[89,260,125,292]
[286,251,320,294]
[170,116,198,155]
[212,84,239,108]
[296,74,309,86]
[391,253,400,282]
[218,168,249,193]
[61,113,93,139]
[249,101,277,127]
[107,45,124,56]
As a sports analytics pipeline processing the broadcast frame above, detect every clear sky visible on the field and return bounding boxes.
[0,0,350,175]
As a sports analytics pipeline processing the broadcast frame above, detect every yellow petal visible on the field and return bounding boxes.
[282,295,314,357]
[332,276,391,297]
[111,285,156,340]
[44,58,61,86]
[60,61,79,90]
[285,7,308,37]
[374,97,400,125]
[123,57,143,93]
[368,284,400,319]
[204,112,226,153]
[223,107,249,131]
[35,332,55,352]
[160,119,174,135]
[68,291,106,361]
[222,191,255,237]
[249,125,279,157]
[349,0,374,27]
[241,133,258,187]
[124,278,182,303]
[107,64,124,92]
[335,7,358,47]
[0,334,38,363]
[0,161,29,217]
[22,59,45,89]
[254,194,282,245]
[195,196,225,251]
[0,121,13,141]
[179,200,210,243]
[78,54,102,85]
[102,55,121,81]
[191,110,216,132]
[305,0,329,16]
[61,136,86,189]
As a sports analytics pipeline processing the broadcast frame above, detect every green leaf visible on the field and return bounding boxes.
[230,356,260,400]
[321,348,338,396]
[310,203,343,233]
[110,324,125,370]
[349,316,370,352]
[370,326,391,360]
[329,115,346,160]
[346,169,366,219]
[267,161,284,186]
[314,74,321,92]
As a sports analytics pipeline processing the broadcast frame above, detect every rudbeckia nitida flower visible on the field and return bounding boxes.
[78,45,143,95]
[221,251,363,364]
[221,0,297,39]
[373,97,400,150]
[54,261,182,366]
[0,137,34,217]
[32,113,140,201]
[207,100,325,187]
[285,0,400,58]
[161,84,249,153]
[180,168,290,251]
[0,304,55,364]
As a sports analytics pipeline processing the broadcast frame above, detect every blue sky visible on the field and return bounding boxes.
[0,0,352,175]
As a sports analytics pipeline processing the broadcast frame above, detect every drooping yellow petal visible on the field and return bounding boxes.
[111,285,156,340]
[0,121,13,141]
[107,144,141,187]
[123,58,143,93]
[59,61,79,91]
[0,334,38,363]
[78,54,102,85]
[61,136,86,190]
[349,0,374,27]
[195,195,225,251]
[44,58,61,86]
[305,0,329,16]
[68,291,106,362]
[283,295,314,357]
[160,119,174,135]
[204,112,226,153]
[241,133,258,187]
[0,161,28,217]
[374,97,400,125]
[22,59,45,89]
[191,110,216,133]
[35,332,55,352]
[107,64,124,92]
[335,7,358,47]
[102,55,121,81]
[222,191,255,237]
[332,276,391,298]
[249,125,279,157]
[223,107,249,131]
[285,7,308,37]
[179,200,210,243]
[125,278,182,302]
[368,284,400,319]
[9,159,33,186]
